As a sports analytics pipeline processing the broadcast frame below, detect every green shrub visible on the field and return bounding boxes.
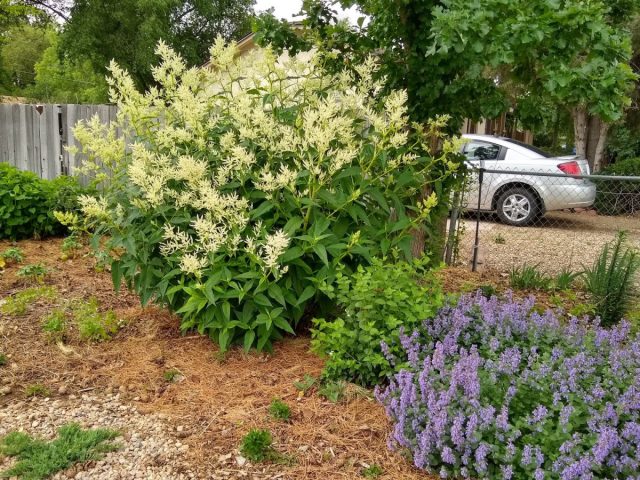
[0,423,119,480]
[0,164,90,240]
[75,41,462,353]
[240,429,274,462]
[593,158,640,216]
[61,234,83,259]
[509,264,551,291]
[0,353,7,366]
[268,399,291,421]
[552,267,580,290]
[318,380,346,403]
[1,286,57,316]
[0,247,25,264]
[311,258,444,386]
[362,464,383,478]
[163,368,181,382]
[582,231,639,326]
[24,384,50,398]
[73,298,119,342]
[293,374,317,394]
[42,309,67,341]
[17,263,50,283]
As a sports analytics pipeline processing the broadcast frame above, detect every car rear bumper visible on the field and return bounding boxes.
[542,181,597,211]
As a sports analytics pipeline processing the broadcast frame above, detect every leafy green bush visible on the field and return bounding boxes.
[75,40,462,352]
[0,164,91,240]
[240,429,274,462]
[17,263,50,284]
[268,398,291,421]
[42,308,67,341]
[582,231,639,326]
[72,298,119,342]
[311,258,444,386]
[0,247,25,264]
[594,157,640,216]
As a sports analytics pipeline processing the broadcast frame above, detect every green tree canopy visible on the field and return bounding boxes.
[61,0,255,89]
[1,23,51,89]
[28,29,107,103]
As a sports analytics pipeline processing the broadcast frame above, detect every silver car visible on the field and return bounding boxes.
[461,134,596,226]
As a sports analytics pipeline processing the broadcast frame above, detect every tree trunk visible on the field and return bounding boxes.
[593,123,610,173]
[573,107,589,159]
[586,116,601,168]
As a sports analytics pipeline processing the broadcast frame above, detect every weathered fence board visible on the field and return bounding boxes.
[0,104,118,180]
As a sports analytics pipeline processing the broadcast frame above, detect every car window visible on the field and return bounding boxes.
[463,141,500,161]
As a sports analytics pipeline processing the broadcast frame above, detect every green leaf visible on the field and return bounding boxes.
[297,285,316,305]
[312,243,329,266]
[273,316,295,334]
[243,330,256,351]
[111,261,122,292]
[268,284,286,307]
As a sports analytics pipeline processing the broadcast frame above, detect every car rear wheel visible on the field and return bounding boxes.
[496,188,539,226]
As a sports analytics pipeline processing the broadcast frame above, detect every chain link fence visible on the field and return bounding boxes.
[447,167,640,275]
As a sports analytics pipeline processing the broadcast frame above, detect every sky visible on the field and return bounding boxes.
[253,0,363,24]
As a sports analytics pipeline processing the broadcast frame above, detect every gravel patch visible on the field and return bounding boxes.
[456,211,640,274]
[0,393,195,480]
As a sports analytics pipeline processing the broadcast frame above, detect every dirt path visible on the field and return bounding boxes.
[0,238,430,480]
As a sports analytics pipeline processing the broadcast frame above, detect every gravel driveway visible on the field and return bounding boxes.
[456,210,640,274]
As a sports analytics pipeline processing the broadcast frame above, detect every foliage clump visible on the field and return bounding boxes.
[72,298,119,342]
[312,258,444,386]
[240,429,274,462]
[1,286,56,316]
[268,399,291,422]
[582,231,639,326]
[0,423,119,480]
[74,39,462,352]
[0,247,25,265]
[17,263,50,284]
[0,164,89,240]
[378,292,640,479]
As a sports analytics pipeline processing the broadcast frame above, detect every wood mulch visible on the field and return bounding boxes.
[0,238,435,479]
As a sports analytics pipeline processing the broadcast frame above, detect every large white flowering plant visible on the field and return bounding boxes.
[73,38,463,352]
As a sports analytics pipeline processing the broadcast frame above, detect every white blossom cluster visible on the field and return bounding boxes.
[74,37,459,278]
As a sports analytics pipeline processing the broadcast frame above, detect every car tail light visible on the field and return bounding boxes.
[558,161,581,175]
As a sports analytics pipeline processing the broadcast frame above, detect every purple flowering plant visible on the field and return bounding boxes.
[376,292,640,479]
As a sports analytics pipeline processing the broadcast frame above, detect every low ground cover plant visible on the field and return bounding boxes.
[0,247,25,264]
[240,429,275,462]
[582,231,639,326]
[72,298,119,342]
[377,292,640,479]
[268,399,291,421]
[17,263,50,284]
[1,286,56,316]
[0,423,119,479]
[24,384,50,398]
[311,258,444,386]
[73,39,462,352]
[0,164,89,240]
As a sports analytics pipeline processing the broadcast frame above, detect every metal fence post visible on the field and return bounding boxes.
[471,168,484,272]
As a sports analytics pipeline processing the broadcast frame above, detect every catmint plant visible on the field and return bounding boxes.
[377,292,640,479]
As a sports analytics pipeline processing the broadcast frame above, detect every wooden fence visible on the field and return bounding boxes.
[0,104,117,180]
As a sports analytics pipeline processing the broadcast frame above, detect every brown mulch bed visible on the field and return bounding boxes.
[0,238,434,480]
